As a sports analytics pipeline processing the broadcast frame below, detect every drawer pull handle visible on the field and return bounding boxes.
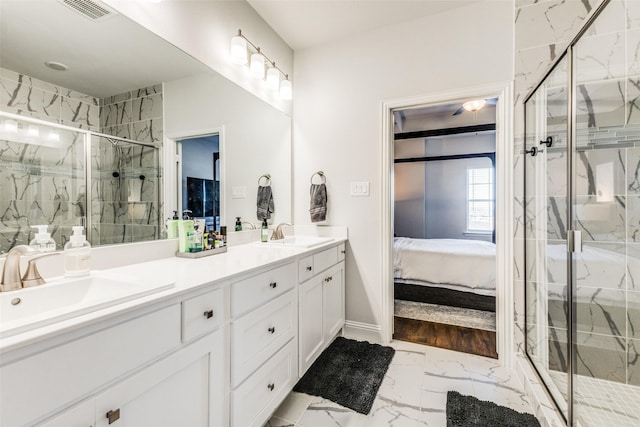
[268,383,275,391]
[106,409,120,424]
[306,266,312,271]
[203,310,214,319]
[269,282,277,288]
[268,326,276,334]
[341,250,346,254]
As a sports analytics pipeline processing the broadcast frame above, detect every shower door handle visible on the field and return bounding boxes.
[568,230,582,253]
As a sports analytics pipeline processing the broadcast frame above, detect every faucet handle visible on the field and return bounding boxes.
[21,252,61,288]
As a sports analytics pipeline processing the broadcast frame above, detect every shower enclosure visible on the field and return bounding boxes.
[524,0,640,425]
[0,112,162,253]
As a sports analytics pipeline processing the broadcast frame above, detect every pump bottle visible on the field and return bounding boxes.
[261,219,269,242]
[29,225,56,252]
[64,226,91,277]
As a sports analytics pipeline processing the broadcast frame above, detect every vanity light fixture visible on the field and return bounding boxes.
[462,99,487,112]
[230,29,292,100]
[279,76,292,100]
[265,66,280,91]
[250,49,265,79]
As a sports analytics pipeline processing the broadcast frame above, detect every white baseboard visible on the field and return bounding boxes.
[342,321,383,343]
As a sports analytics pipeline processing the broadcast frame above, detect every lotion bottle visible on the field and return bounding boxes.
[29,225,56,252]
[261,219,269,242]
[64,226,91,277]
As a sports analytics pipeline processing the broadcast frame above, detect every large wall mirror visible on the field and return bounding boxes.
[0,0,292,253]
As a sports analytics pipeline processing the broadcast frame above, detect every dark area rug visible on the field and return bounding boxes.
[293,336,395,415]
[446,391,541,427]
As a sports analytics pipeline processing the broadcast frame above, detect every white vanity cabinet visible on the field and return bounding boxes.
[298,244,346,376]
[1,289,227,427]
[229,261,298,427]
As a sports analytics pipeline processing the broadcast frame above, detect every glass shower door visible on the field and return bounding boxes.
[525,55,570,420]
[571,0,637,424]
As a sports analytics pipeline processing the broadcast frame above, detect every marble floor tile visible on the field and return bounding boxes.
[265,340,537,427]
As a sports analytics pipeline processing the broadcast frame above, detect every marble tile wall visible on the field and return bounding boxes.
[0,67,100,131]
[518,0,640,416]
[0,67,162,251]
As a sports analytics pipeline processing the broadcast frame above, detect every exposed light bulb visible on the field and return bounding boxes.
[27,125,39,137]
[279,78,292,100]
[266,67,280,91]
[48,130,60,142]
[4,119,18,133]
[230,34,248,65]
[250,52,265,79]
[462,99,487,112]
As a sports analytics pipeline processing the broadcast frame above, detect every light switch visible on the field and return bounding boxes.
[350,181,369,197]
[232,186,246,199]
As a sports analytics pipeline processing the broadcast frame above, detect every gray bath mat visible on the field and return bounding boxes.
[446,391,541,426]
[293,337,395,414]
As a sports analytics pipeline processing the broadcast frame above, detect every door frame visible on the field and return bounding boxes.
[380,81,515,367]
[164,126,225,225]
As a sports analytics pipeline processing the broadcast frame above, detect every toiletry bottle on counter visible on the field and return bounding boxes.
[29,225,56,252]
[64,226,91,277]
[261,219,268,242]
[166,210,179,239]
[235,217,242,231]
[178,219,196,253]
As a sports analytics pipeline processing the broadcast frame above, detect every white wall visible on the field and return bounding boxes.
[103,0,293,115]
[164,72,292,227]
[292,1,514,330]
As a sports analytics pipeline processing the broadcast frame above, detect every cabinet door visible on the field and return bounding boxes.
[95,329,224,427]
[323,262,345,343]
[298,276,324,375]
[38,399,95,427]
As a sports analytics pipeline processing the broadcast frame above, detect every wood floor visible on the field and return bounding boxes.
[393,316,498,359]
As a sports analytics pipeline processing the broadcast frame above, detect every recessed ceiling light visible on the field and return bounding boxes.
[44,61,69,71]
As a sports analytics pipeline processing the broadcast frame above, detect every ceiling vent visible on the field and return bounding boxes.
[58,0,117,21]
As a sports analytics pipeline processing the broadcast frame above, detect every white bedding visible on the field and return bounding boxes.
[393,237,496,296]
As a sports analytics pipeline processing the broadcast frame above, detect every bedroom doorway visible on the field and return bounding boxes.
[391,99,498,358]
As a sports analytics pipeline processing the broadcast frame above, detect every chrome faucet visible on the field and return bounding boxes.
[270,223,292,240]
[0,245,59,292]
[242,221,257,230]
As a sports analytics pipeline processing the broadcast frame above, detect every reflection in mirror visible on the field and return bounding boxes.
[179,135,220,230]
[0,0,292,253]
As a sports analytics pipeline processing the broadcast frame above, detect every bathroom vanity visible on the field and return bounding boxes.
[0,235,346,427]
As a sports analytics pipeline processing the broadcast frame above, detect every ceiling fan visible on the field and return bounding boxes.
[452,97,498,116]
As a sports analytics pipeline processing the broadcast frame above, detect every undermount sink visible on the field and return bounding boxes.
[0,272,174,339]
[265,236,334,248]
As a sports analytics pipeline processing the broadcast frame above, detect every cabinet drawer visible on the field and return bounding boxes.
[337,243,346,262]
[231,339,297,427]
[181,288,224,342]
[298,255,314,283]
[313,246,338,274]
[0,305,181,427]
[231,290,296,387]
[231,262,296,318]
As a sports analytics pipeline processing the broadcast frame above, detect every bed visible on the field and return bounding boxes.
[393,237,496,311]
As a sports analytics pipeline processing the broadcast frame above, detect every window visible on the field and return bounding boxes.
[467,167,494,232]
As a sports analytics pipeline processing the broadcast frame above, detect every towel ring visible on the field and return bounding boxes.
[258,174,271,186]
[310,171,326,185]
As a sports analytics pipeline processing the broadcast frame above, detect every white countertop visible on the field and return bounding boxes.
[0,237,346,355]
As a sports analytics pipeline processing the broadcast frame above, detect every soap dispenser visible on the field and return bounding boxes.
[29,225,56,252]
[235,217,242,231]
[261,218,269,242]
[63,226,91,277]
